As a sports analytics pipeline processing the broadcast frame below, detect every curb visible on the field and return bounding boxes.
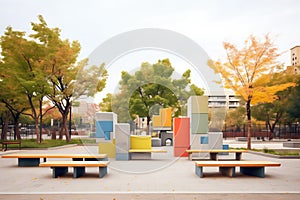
[47,144,78,150]
[249,150,300,159]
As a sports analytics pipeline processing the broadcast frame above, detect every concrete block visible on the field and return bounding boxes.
[129,152,151,160]
[208,132,223,149]
[116,153,130,161]
[191,113,208,134]
[283,142,300,148]
[130,135,151,149]
[115,123,130,153]
[187,96,209,115]
[190,134,210,158]
[160,131,173,146]
[151,138,161,147]
[95,112,118,122]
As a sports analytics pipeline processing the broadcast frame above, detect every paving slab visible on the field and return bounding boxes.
[0,143,299,200]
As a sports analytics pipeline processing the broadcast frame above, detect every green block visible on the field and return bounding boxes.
[191,113,208,134]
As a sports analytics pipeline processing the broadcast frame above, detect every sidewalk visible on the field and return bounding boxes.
[0,143,299,200]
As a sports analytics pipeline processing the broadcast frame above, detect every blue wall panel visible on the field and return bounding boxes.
[96,121,113,138]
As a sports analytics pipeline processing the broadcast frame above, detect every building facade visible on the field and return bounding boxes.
[291,46,300,66]
[204,90,240,110]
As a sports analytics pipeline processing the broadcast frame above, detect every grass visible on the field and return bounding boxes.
[1,139,83,149]
[231,147,300,156]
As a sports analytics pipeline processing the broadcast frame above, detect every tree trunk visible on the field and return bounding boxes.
[39,99,43,142]
[35,119,41,144]
[1,110,10,140]
[61,112,70,142]
[246,100,251,149]
[147,115,151,135]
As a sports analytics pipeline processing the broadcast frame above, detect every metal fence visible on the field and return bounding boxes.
[223,123,300,139]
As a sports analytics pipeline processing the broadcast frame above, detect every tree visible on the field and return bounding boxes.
[286,73,300,123]
[252,71,298,139]
[108,59,204,133]
[209,34,295,149]
[0,15,108,143]
[99,93,113,112]
[0,24,53,143]
[30,16,108,142]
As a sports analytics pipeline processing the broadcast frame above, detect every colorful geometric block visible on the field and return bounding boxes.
[98,142,116,158]
[200,136,208,144]
[187,96,208,115]
[208,132,223,149]
[174,147,189,157]
[173,117,190,147]
[152,115,162,127]
[191,113,208,134]
[130,135,151,150]
[96,121,113,139]
[161,108,172,127]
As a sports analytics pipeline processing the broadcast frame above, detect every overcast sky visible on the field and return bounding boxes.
[1,0,300,101]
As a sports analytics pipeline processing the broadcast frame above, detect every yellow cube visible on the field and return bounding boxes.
[98,141,116,158]
[130,135,151,149]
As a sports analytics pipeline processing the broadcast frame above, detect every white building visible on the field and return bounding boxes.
[204,90,240,110]
[291,46,300,66]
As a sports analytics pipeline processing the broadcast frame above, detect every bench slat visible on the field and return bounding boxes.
[2,153,107,159]
[129,149,167,153]
[39,161,110,167]
[186,149,247,153]
[195,161,281,167]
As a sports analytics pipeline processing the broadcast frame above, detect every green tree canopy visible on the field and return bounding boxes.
[0,15,108,142]
[103,59,204,130]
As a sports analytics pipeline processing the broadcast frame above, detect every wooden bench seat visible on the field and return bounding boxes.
[1,153,108,166]
[186,149,247,161]
[39,161,110,178]
[1,141,21,151]
[195,160,281,178]
[128,149,167,160]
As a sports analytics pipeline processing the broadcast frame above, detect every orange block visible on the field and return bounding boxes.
[161,108,172,127]
[152,115,162,127]
[174,147,189,157]
[173,117,190,148]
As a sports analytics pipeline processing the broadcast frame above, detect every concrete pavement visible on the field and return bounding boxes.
[0,141,299,200]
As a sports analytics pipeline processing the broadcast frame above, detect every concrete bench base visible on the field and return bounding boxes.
[195,161,280,178]
[130,152,152,160]
[51,166,108,178]
[128,149,167,160]
[2,154,108,167]
[40,161,110,178]
[187,150,247,161]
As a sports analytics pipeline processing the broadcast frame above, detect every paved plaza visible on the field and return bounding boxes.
[0,140,299,200]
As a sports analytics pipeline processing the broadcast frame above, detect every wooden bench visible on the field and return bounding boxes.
[1,153,108,167]
[195,160,281,178]
[1,141,21,151]
[129,149,167,160]
[186,149,247,161]
[39,161,110,178]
